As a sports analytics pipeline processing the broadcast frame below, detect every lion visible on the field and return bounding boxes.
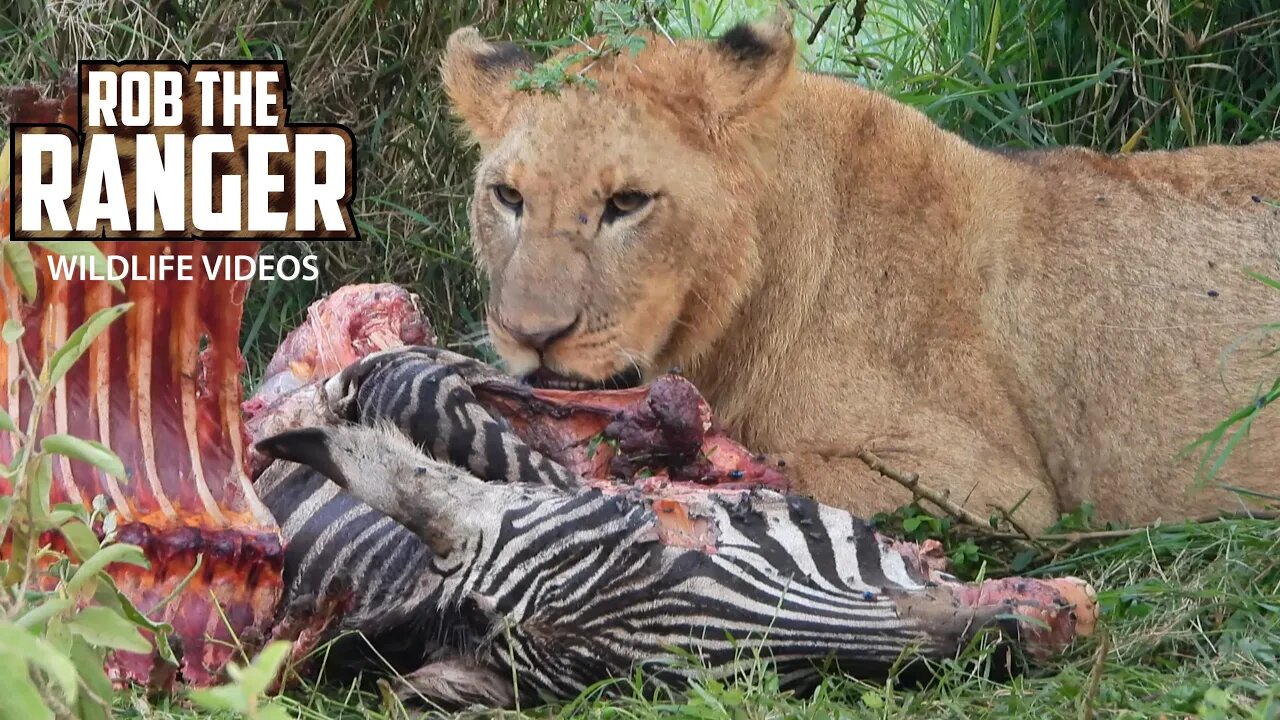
[440,9,1280,532]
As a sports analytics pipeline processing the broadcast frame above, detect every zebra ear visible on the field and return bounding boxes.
[255,427,352,489]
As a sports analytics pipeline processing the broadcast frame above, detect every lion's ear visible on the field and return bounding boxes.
[441,27,535,146]
[705,8,796,133]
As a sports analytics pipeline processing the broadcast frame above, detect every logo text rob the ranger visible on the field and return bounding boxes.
[9,62,357,241]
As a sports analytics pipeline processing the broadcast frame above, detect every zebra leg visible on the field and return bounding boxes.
[393,658,516,710]
[318,346,582,489]
[255,422,511,557]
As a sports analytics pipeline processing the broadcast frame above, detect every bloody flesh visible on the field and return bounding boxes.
[2,78,282,688]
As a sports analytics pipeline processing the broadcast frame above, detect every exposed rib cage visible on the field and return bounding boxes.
[254,348,1019,708]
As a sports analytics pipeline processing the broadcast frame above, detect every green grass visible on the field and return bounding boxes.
[3,0,1279,718]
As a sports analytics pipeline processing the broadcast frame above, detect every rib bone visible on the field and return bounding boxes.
[2,80,283,688]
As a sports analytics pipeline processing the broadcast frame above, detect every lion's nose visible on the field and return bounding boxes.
[501,316,578,351]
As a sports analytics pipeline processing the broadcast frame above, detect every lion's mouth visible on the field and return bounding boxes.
[523,366,644,391]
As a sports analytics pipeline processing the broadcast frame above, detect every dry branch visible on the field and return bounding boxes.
[853,449,995,530]
[844,449,1278,560]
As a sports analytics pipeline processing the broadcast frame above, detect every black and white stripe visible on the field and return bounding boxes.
[321,346,581,490]
[254,347,1017,708]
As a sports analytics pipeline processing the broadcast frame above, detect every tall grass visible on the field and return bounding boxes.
[670,0,1280,148]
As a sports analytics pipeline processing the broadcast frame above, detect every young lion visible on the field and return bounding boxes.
[441,10,1280,532]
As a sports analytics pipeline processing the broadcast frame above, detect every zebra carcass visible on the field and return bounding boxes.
[251,345,1098,710]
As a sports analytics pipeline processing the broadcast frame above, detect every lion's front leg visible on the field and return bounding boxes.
[775,413,1059,533]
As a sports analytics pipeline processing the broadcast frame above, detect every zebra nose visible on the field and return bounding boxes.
[502,316,578,351]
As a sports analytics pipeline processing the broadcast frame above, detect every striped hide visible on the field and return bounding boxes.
[253,347,1022,709]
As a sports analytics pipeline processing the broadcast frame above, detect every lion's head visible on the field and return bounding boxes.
[442,11,797,389]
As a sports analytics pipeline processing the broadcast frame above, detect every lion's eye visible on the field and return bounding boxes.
[605,191,651,221]
[493,184,524,211]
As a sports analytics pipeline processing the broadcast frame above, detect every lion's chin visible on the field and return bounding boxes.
[523,366,644,391]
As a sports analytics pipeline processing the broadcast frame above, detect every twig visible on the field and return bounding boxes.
[851,0,867,41]
[981,527,1146,544]
[979,510,1280,546]
[1078,631,1109,720]
[840,447,1278,553]
[853,449,995,531]
[988,503,1052,553]
[806,3,838,45]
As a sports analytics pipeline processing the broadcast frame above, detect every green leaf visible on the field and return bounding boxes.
[26,453,53,526]
[0,620,79,705]
[188,641,293,715]
[69,637,113,719]
[240,640,293,698]
[0,404,13,433]
[44,617,72,656]
[0,654,53,720]
[1244,268,1280,292]
[2,242,38,302]
[31,241,125,293]
[45,303,133,388]
[75,689,111,720]
[40,434,127,482]
[257,703,296,720]
[109,581,176,665]
[101,510,118,540]
[47,507,82,527]
[188,684,247,713]
[67,605,153,654]
[57,519,102,563]
[15,598,73,630]
[1011,549,1038,573]
[67,542,148,595]
[0,319,20,344]
[101,560,181,665]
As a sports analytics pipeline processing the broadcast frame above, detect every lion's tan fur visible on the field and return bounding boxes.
[442,12,1280,531]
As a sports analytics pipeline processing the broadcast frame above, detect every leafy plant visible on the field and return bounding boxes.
[187,641,294,720]
[870,504,994,578]
[511,1,659,94]
[0,181,167,717]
